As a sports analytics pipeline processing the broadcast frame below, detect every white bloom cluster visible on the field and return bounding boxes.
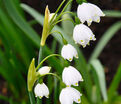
[73,2,105,48]
[60,2,104,104]
[33,2,105,104]
[34,66,51,99]
[59,66,83,104]
[61,3,104,59]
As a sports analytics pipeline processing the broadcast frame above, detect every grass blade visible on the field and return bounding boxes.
[90,59,108,102]
[104,10,121,18]
[108,62,121,101]
[89,21,121,61]
[3,0,40,48]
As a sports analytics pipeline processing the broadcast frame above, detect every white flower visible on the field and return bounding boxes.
[73,24,96,48]
[38,66,51,75]
[34,83,49,99]
[59,87,82,104]
[77,2,105,26]
[61,44,78,61]
[62,66,83,86]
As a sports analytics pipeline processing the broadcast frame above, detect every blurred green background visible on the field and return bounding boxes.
[0,0,121,104]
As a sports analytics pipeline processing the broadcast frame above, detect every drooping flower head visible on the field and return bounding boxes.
[59,87,82,104]
[77,2,105,26]
[34,83,49,99]
[62,66,83,87]
[38,66,51,75]
[61,44,78,61]
[73,24,96,48]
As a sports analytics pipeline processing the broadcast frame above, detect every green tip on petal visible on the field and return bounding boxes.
[103,13,105,16]
[97,19,100,23]
[76,54,79,58]
[87,42,90,45]
[46,95,49,98]
[82,45,85,48]
[88,22,91,26]
[80,40,83,43]
[90,37,92,40]
[89,19,92,22]
[75,82,78,86]
[81,78,84,81]
[69,58,72,61]
[78,98,81,103]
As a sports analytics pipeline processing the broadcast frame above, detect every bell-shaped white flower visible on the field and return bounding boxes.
[77,2,105,26]
[38,66,51,75]
[62,66,83,87]
[59,87,82,104]
[61,44,78,61]
[73,24,96,48]
[34,83,49,99]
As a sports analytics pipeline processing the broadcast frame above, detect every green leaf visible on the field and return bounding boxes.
[90,59,108,102]
[104,10,121,18]
[61,13,74,35]
[108,62,121,101]
[89,21,121,61]
[0,8,30,66]
[61,2,74,36]
[3,0,40,48]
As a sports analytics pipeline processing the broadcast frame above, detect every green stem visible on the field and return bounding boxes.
[45,73,61,81]
[52,18,75,26]
[49,0,73,31]
[50,31,68,45]
[55,0,73,22]
[43,73,66,88]
[36,54,61,70]
[61,11,76,16]
[37,46,43,104]
[38,46,43,65]
[29,91,36,104]
[50,0,66,24]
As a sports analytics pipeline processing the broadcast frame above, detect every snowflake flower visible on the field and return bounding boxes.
[73,24,96,48]
[61,44,78,61]
[62,66,83,87]
[34,83,49,99]
[77,2,105,26]
[59,87,82,104]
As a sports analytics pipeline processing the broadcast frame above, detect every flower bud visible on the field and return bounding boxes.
[38,66,51,75]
